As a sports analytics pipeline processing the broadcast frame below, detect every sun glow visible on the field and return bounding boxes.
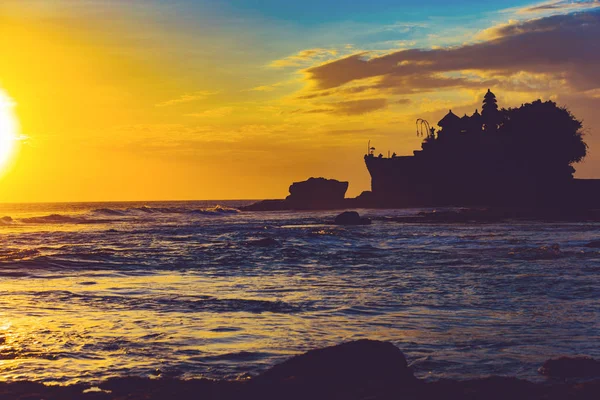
[0,89,19,176]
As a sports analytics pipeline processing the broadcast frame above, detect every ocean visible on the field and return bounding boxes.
[0,201,598,384]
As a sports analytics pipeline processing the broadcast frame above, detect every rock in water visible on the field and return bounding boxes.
[334,211,371,225]
[255,339,415,386]
[539,356,600,378]
[241,199,288,212]
[286,177,348,210]
[245,237,280,247]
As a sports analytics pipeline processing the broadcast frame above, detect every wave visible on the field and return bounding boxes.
[93,205,240,216]
[92,208,128,216]
[188,205,240,215]
[198,351,271,362]
[508,244,562,260]
[28,291,314,314]
[0,248,40,261]
[20,214,98,224]
[13,205,240,225]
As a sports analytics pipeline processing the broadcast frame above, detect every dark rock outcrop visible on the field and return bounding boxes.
[334,211,371,225]
[539,356,600,378]
[255,339,416,387]
[286,177,348,210]
[241,199,288,212]
[241,177,349,211]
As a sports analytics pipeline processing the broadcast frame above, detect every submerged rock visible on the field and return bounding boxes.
[539,356,600,378]
[255,339,414,386]
[334,211,371,225]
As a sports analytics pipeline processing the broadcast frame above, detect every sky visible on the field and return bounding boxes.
[0,0,599,202]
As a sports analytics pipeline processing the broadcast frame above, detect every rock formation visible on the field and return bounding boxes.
[285,178,348,209]
[241,177,348,211]
[539,356,600,378]
[333,211,371,225]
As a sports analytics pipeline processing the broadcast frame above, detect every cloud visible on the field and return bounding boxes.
[185,106,233,118]
[304,10,600,95]
[156,91,218,107]
[517,0,599,14]
[296,90,334,100]
[326,128,377,136]
[270,48,338,68]
[291,98,388,116]
[330,98,388,115]
[249,85,278,92]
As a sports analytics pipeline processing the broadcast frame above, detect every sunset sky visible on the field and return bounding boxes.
[0,0,599,202]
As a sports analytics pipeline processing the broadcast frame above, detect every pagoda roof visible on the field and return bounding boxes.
[471,109,482,121]
[484,88,496,99]
[438,109,461,127]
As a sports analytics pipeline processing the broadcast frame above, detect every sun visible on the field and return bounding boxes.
[0,89,19,175]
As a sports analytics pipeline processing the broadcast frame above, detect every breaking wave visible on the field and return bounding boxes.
[20,214,92,224]
[3,206,241,225]
[92,205,239,216]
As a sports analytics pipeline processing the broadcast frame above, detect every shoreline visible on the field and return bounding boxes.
[1,340,598,399]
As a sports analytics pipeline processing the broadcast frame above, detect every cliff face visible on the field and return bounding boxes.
[364,153,588,208]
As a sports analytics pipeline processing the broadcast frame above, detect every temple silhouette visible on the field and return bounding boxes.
[244,89,600,212]
[365,89,597,208]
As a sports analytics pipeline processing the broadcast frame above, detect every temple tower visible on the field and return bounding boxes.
[482,89,499,132]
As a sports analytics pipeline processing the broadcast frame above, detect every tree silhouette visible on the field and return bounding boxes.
[499,99,587,181]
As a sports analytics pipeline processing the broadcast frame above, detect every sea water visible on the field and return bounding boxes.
[0,201,598,384]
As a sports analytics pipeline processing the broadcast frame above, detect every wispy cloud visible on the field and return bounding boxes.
[249,85,279,92]
[270,48,339,68]
[155,90,218,107]
[516,0,599,15]
[185,106,234,118]
[291,98,388,116]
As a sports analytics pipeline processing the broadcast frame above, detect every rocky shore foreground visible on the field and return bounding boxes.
[2,340,599,400]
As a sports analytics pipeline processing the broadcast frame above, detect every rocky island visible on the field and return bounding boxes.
[242,177,352,211]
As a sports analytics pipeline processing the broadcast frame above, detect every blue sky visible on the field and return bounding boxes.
[193,0,531,24]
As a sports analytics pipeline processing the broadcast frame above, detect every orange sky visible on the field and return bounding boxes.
[0,0,599,202]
